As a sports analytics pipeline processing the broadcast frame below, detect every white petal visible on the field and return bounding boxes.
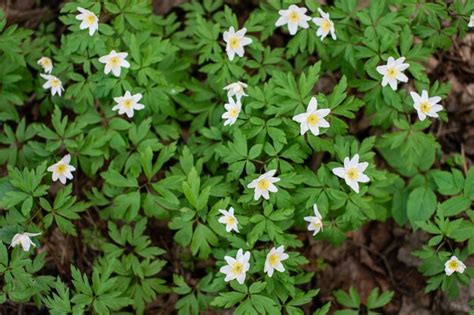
[274,262,285,272]
[429,96,441,104]
[357,161,368,172]
[236,273,246,284]
[376,65,387,75]
[226,48,235,61]
[410,91,421,103]
[112,66,121,77]
[275,16,288,27]
[332,167,346,179]
[254,188,262,201]
[288,22,298,35]
[358,173,370,183]
[307,97,318,112]
[346,179,360,193]
[267,183,278,193]
[396,72,409,83]
[293,113,307,123]
[309,125,320,136]
[387,78,398,91]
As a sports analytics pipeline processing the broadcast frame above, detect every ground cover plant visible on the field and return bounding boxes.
[0,0,474,313]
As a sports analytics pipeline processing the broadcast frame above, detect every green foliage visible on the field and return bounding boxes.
[334,287,394,315]
[0,0,473,313]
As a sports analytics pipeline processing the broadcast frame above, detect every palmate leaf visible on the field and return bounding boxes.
[43,278,73,315]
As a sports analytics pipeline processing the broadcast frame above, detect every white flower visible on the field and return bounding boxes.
[11,232,41,251]
[292,97,330,136]
[332,154,370,193]
[469,12,474,27]
[264,246,289,277]
[224,81,248,101]
[223,27,252,61]
[445,256,466,276]
[37,57,53,74]
[98,50,130,77]
[112,91,145,118]
[275,5,311,35]
[304,204,323,236]
[75,7,99,36]
[222,97,242,126]
[40,74,64,97]
[410,90,443,121]
[313,8,336,41]
[376,56,409,91]
[219,249,251,284]
[218,207,239,233]
[47,154,76,184]
[247,169,280,201]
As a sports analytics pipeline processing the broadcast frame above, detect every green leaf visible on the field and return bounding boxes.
[191,223,218,259]
[431,170,463,195]
[407,187,437,228]
[464,167,474,200]
[439,196,471,217]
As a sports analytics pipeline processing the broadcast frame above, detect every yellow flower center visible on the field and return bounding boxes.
[109,56,120,67]
[50,79,61,88]
[312,221,322,229]
[229,107,239,118]
[123,99,133,109]
[41,59,50,66]
[229,36,240,49]
[346,167,359,180]
[321,19,331,32]
[55,164,66,174]
[386,67,398,79]
[231,262,243,274]
[225,216,236,226]
[257,178,270,190]
[288,11,300,23]
[268,254,280,267]
[419,101,431,114]
[307,113,319,126]
[448,260,459,270]
[86,14,96,25]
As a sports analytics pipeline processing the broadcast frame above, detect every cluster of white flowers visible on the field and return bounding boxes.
[220,246,289,284]
[26,4,469,284]
[39,7,98,97]
[39,8,142,118]
[275,5,336,41]
[218,7,369,282]
[37,56,64,97]
[376,56,444,120]
[222,82,247,126]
